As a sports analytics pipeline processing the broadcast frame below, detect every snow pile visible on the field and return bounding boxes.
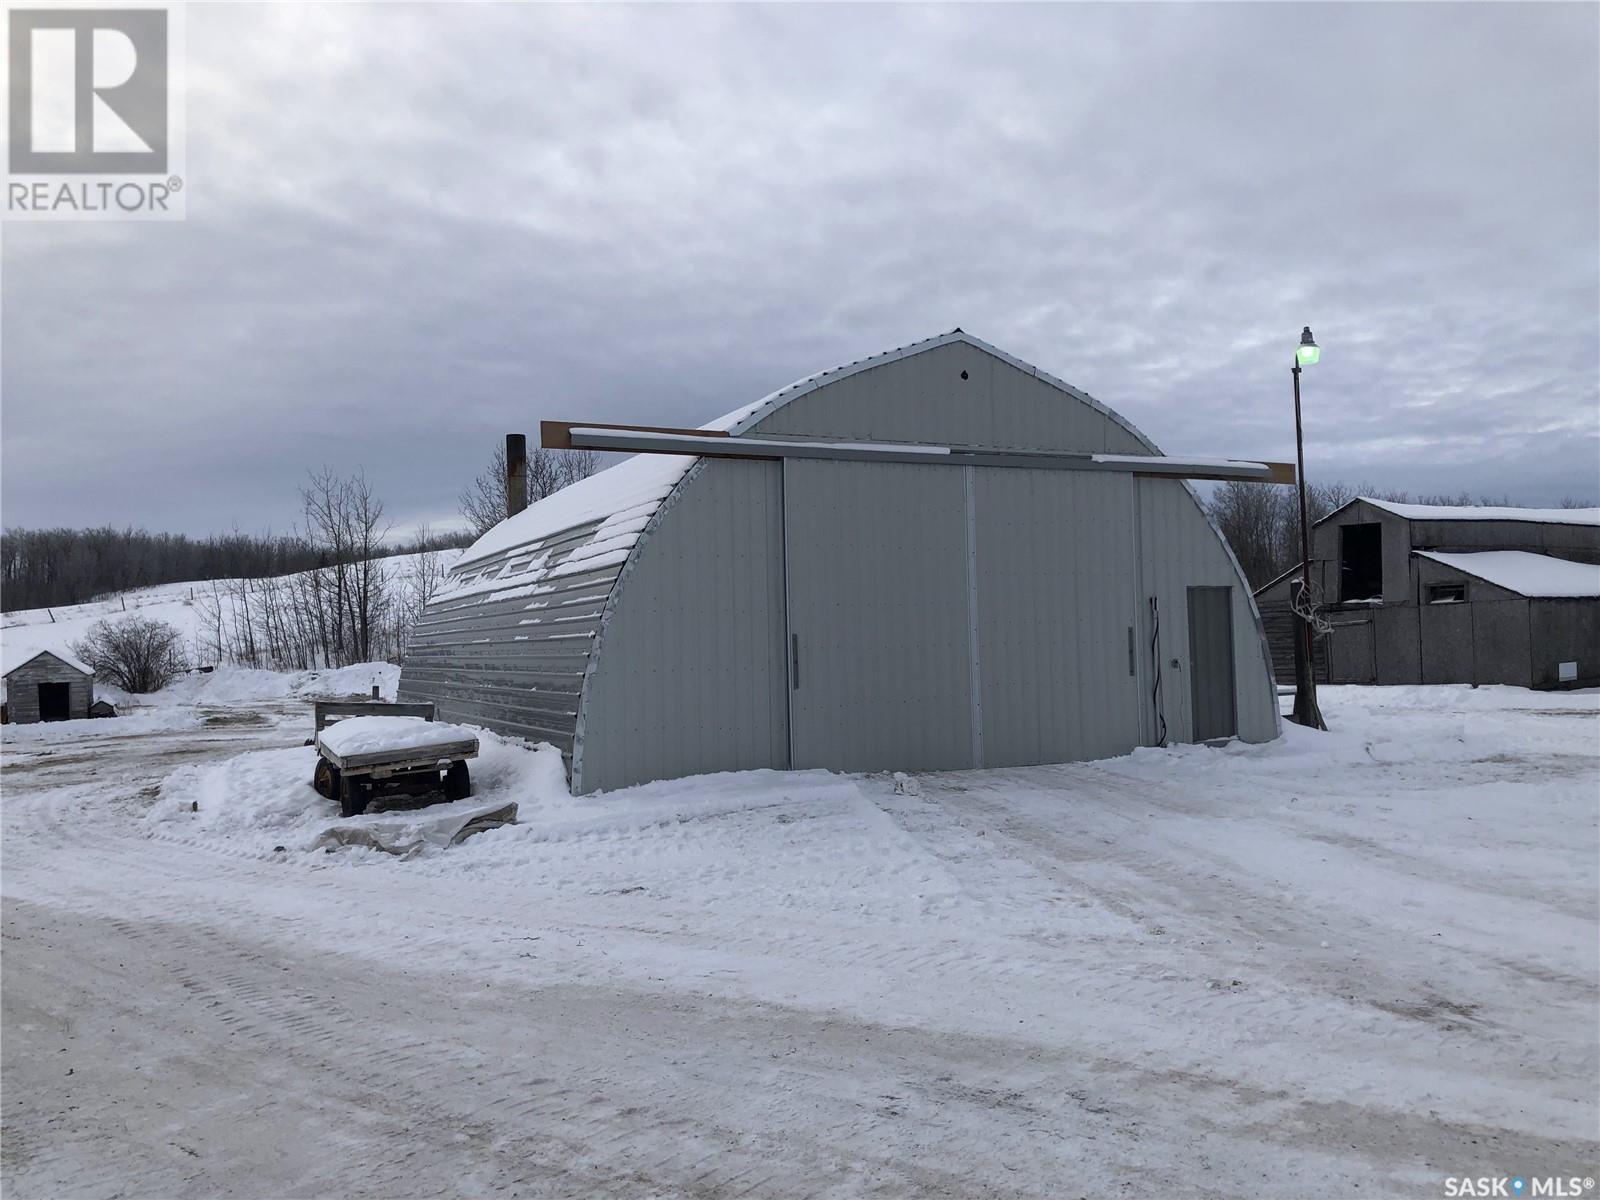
[144,722,905,891]
[145,728,565,854]
[1,705,204,745]
[140,662,399,707]
[317,715,476,758]
[1414,549,1600,598]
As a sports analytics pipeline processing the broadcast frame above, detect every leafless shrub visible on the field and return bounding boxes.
[72,615,189,693]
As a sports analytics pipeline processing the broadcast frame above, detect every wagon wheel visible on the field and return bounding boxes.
[338,776,369,819]
[313,757,340,801]
[443,760,472,802]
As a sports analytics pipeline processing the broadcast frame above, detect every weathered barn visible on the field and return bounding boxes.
[1255,498,1600,688]
[401,331,1281,792]
[1,645,95,724]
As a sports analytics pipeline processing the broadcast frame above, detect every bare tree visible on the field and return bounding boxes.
[72,615,189,693]
[1309,481,1355,522]
[388,527,450,662]
[1208,481,1293,590]
[459,442,600,537]
[1207,479,1368,590]
[297,468,394,667]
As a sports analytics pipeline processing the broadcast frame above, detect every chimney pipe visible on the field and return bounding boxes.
[506,433,528,519]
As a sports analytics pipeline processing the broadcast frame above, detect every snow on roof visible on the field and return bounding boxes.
[442,330,1161,606]
[1415,550,1600,598]
[1,640,92,678]
[1362,498,1600,526]
[452,453,697,572]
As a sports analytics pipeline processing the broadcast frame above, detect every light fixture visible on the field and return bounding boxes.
[1296,326,1320,367]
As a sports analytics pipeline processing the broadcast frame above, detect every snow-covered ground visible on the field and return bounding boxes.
[3,685,1597,1198]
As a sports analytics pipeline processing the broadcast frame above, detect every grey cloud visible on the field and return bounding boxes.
[4,2,1596,537]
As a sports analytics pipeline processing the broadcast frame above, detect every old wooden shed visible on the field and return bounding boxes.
[1,645,95,724]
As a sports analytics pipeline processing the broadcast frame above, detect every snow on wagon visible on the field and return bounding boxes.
[312,705,479,818]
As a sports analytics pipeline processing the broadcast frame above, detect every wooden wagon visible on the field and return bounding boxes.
[310,701,479,818]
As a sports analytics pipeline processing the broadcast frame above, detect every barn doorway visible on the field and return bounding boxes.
[1340,523,1383,602]
[1187,587,1236,741]
[37,681,71,722]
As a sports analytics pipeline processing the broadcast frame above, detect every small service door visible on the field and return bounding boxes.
[1187,586,1237,741]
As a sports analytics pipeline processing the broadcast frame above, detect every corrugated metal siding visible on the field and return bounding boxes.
[784,458,975,773]
[574,459,789,793]
[398,517,627,757]
[402,336,1281,789]
[974,468,1140,766]
[1136,478,1279,745]
[749,340,1146,454]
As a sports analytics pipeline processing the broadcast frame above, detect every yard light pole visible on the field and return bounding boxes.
[1289,326,1327,730]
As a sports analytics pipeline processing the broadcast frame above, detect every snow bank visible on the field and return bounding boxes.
[0,705,203,745]
[146,662,399,707]
[145,728,565,855]
[144,720,894,881]
[317,715,477,758]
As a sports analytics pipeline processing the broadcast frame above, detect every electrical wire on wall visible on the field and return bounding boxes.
[1149,595,1168,747]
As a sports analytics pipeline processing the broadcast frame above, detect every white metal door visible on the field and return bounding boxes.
[782,459,976,773]
[974,468,1141,765]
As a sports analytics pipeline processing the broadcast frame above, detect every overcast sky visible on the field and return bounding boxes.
[4,2,1597,538]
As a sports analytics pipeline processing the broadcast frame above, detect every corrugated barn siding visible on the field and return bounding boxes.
[1136,478,1279,746]
[405,335,1282,792]
[748,340,1151,455]
[574,459,789,793]
[398,520,626,757]
[975,468,1140,766]
[783,458,975,773]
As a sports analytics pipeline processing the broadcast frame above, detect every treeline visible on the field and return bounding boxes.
[193,469,451,670]
[1,521,472,613]
[1206,482,1595,591]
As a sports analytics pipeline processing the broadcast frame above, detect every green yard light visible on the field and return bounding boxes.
[1296,326,1321,367]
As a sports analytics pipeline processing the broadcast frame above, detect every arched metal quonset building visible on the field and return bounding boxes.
[399,331,1280,793]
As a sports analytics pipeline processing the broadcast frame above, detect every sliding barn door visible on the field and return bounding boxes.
[782,459,976,772]
[974,468,1141,765]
